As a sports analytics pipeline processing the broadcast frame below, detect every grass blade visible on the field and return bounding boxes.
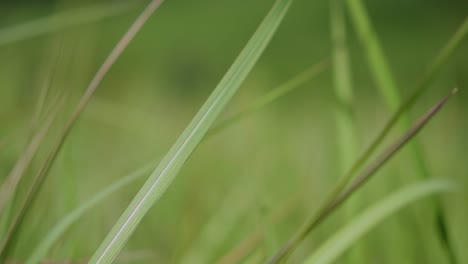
[90,1,293,263]
[346,0,400,110]
[0,1,137,47]
[0,0,165,259]
[304,180,455,264]
[267,88,457,263]
[329,0,365,262]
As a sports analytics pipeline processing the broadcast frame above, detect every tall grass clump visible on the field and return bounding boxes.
[0,0,465,263]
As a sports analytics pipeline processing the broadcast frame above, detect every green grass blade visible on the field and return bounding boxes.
[331,0,354,127]
[0,0,165,259]
[304,180,455,264]
[266,88,456,263]
[330,0,356,206]
[346,0,400,110]
[90,1,293,263]
[0,1,137,47]
[330,0,364,262]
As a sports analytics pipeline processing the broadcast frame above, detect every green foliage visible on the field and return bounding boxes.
[0,0,465,263]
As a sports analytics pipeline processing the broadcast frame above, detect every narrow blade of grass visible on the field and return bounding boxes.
[346,0,400,110]
[0,1,138,47]
[304,180,455,264]
[267,88,457,263]
[90,1,293,263]
[330,0,365,262]
[0,0,165,259]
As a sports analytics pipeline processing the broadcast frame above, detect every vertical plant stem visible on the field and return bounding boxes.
[331,0,355,171]
[329,0,364,262]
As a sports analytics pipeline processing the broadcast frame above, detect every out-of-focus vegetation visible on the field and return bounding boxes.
[0,0,467,263]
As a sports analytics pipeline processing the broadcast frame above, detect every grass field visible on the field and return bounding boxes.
[0,0,467,263]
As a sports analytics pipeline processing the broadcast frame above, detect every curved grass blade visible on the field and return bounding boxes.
[267,88,457,263]
[90,1,293,262]
[0,1,138,47]
[304,180,455,264]
[25,60,322,263]
[0,0,165,259]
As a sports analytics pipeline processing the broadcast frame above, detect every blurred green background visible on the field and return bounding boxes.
[0,0,467,263]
